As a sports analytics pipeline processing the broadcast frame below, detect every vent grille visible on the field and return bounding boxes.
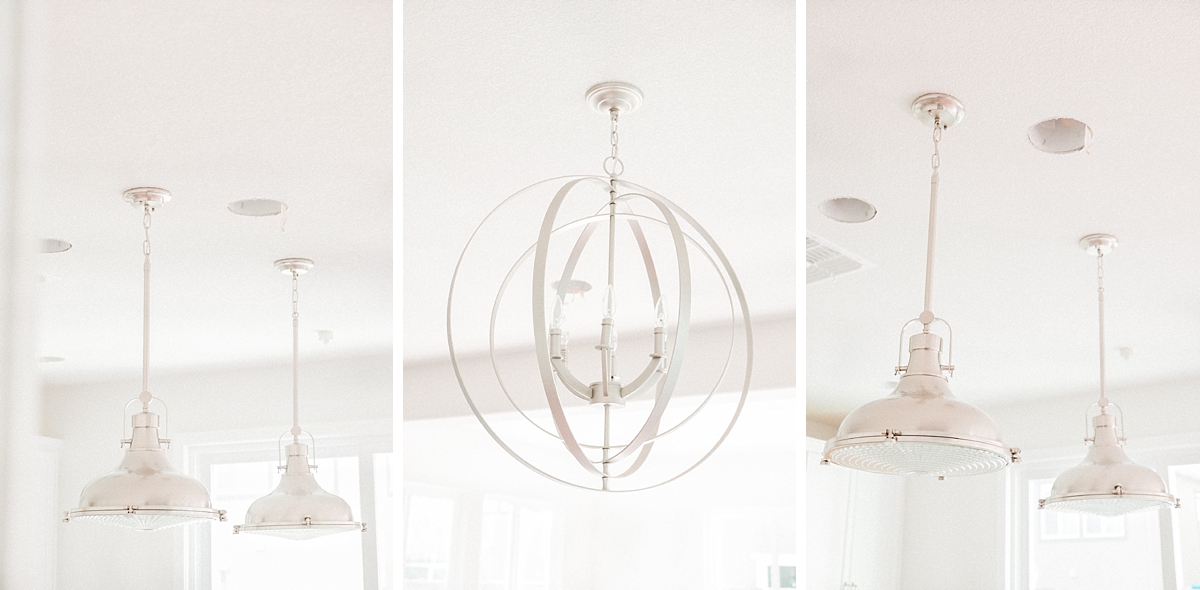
[807,233,869,284]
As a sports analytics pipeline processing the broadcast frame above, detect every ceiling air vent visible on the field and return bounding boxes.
[806,233,870,284]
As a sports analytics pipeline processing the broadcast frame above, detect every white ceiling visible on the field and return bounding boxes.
[403,1,797,364]
[807,2,1200,426]
[25,1,392,385]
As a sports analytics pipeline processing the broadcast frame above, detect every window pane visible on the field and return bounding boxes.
[479,499,514,590]
[515,506,553,590]
[1029,477,1160,590]
[1170,464,1200,588]
[211,456,364,590]
[403,494,455,589]
[375,453,395,590]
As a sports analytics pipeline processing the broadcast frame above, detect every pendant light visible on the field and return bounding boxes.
[64,188,226,530]
[822,94,1020,476]
[447,82,753,491]
[1039,235,1178,516]
[233,258,366,539]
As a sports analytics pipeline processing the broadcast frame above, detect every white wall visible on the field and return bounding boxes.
[405,389,796,590]
[44,353,392,590]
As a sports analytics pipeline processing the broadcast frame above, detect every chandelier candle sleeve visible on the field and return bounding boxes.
[447,81,753,491]
[822,94,1017,477]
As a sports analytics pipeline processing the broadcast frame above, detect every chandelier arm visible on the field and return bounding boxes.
[603,193,692,465]
[486,209,704,447]
[620,362,665,400]
[532,178,609,477]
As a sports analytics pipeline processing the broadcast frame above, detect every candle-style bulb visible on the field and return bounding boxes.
[602,284,616,320]
[552,296,565,329]
[655,297,667,328]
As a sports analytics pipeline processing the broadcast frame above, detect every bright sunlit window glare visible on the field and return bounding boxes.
[190,438,392,590]
[1029,478,1159,589]
[211,457,363,589]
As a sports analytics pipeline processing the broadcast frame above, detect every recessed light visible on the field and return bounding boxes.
[818,197,877,223]
[39,238,72,253]
[38,356,65,363]
[1028,118,1092,154]
[227,199,287,217]
[549,279,592,302]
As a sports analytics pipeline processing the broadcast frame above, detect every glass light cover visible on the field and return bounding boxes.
[823,332,1014,476]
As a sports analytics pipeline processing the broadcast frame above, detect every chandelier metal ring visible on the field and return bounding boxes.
[448,172,753,492]
[486,207,738,449]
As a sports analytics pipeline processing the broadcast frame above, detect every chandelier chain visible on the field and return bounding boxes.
[932,118,942,171]
[1097,250,1108,408]
[603,108,624,178]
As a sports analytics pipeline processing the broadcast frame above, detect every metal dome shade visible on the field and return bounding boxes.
[234,443,365,539]
[823,333,1017,476]
[65,411,225,530]
[1040,413,1177,517]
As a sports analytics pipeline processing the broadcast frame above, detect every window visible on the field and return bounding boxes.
[401,486,564,590]
[403,494,456,590]
[1034,481,1125,540]
[187,433,391,590]
[478,497,555,590]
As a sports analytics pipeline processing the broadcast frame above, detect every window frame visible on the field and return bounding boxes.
[178,422,391,590]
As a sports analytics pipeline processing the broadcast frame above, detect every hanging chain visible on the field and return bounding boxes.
[931,117,942,172]
[141,204,153,399]
[292,270,300,321]
[602,108,624,178]
[1097,252,1106,402]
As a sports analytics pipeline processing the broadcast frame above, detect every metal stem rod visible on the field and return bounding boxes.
[292,271,301,441]
[923,116,942,323]
[142,205,152,408]
[602,404,610,490]
[1097,252,1108,409]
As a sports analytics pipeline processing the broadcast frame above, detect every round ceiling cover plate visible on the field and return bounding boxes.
[274,258,314,274]
[586,82,644,114]
[911,93,966,128]
[122,187,172,209]
[1079,233,1118,256]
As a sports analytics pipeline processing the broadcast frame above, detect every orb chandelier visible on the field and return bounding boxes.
[64,187,226,530]
[822,94,1020,477]
[447,82,753,491]
[1039,235,1178,516]
[234,258,366,538]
